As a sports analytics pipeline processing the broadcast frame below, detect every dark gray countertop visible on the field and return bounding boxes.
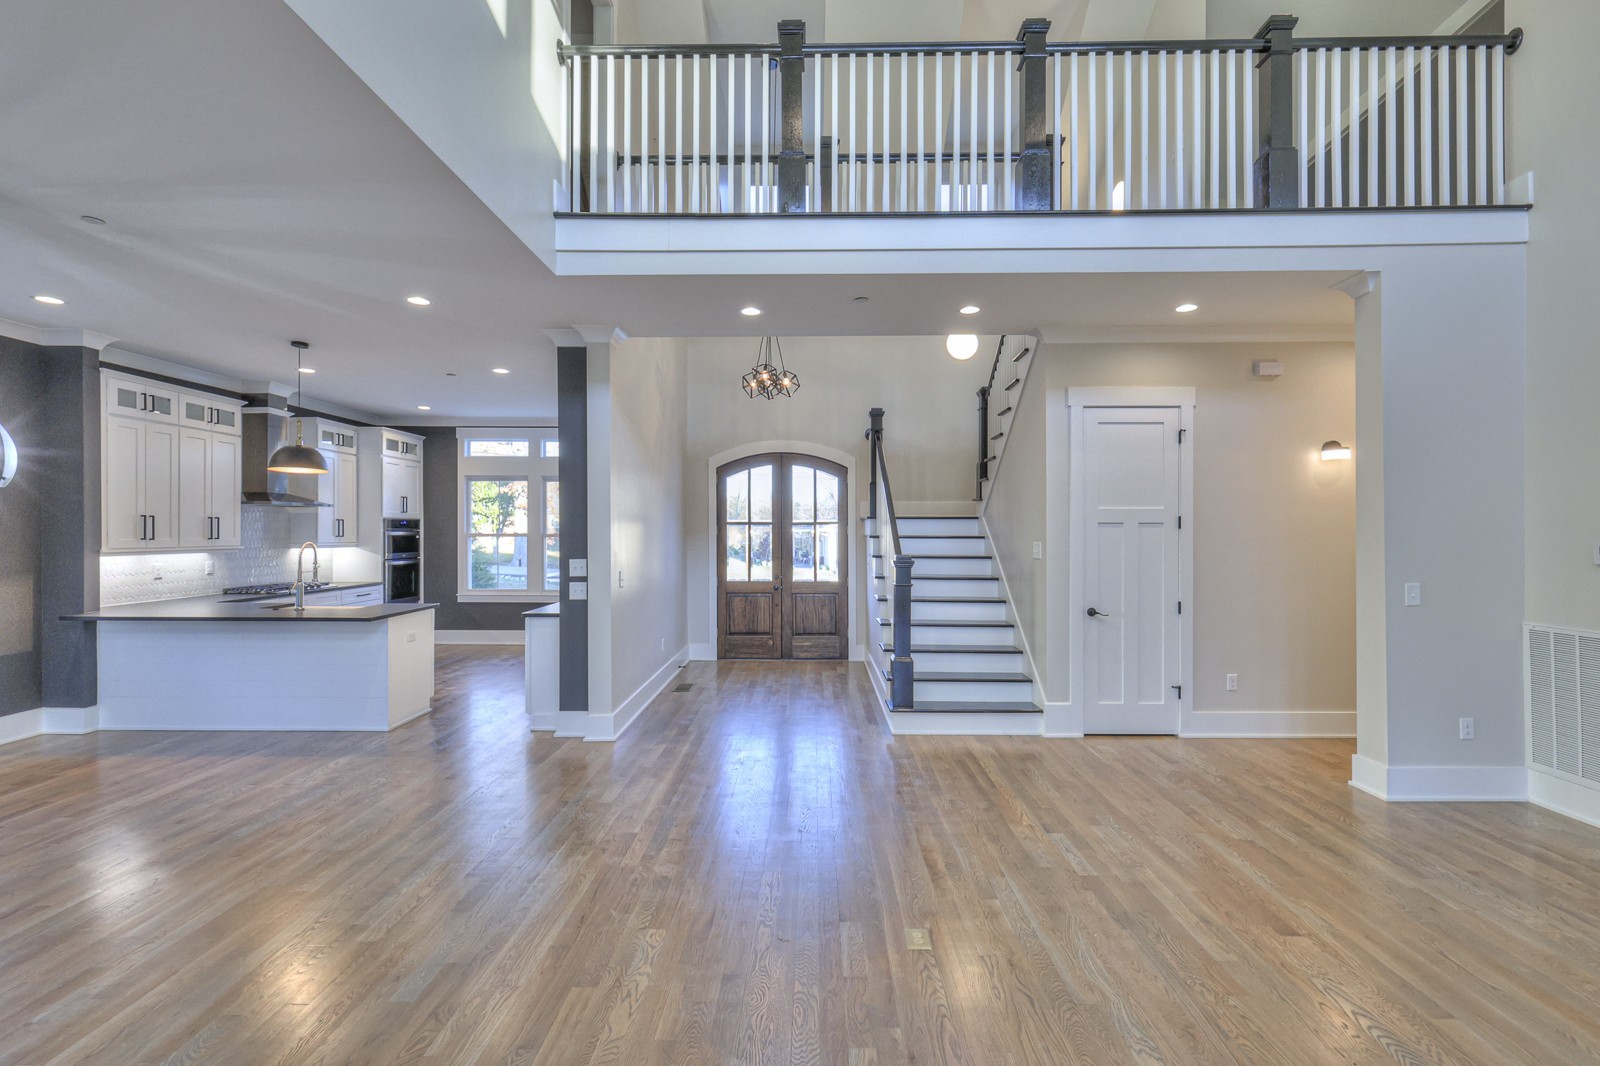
[523,603,561,618]
[65,596,436,623]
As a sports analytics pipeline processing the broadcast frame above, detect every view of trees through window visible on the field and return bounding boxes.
[468,478,529,590]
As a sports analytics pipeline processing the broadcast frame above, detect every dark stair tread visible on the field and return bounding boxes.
[989,431,1004,441]
[871,553,994,561]
[996,406,1013,417]
[877,618,1015,628]
[871,573,995,581]
[874,595,1006,604]
[1004,377,1022,390]
[901,533,986,539]
[892,701,1043,714]
[898,515,981,521]
[1011,346,1032,362]
[879,642,1023,654]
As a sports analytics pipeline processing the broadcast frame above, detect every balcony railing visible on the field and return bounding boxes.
[557,15,1522,215]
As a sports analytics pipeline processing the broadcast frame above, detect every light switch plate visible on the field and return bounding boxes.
[1404,582,1422,606]
[1226,674,1238,691]
[569,558,588,578]
[1593,543,1600,566]
[1032,541,1043,559]
[570,581,588,601]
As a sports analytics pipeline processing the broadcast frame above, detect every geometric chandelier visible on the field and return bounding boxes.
[741,336,800,399]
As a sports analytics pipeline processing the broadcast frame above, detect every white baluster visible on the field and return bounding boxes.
[1437,47,1451,206]
[1297,47,1309,208]
[1474,45,1488,205]
[1402,46,1416,207]
[1087,51,1098,210]
[1208,50,1220,209]
[1329,49,1342,208]
[1419,47,1433,206]
[1366,48,1379,206]
[1347,47,1361,206]
[1384,47,1397,206]
[1491,44,1505,204]
[1455,45,1468,205]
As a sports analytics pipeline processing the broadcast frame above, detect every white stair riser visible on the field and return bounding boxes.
[911,599,1008,622]
[899,650,1026,674]
[899,557,996,578]
[873,574,1000,598]
[898,517,982,536]
[907,623,1016,645]
[899,536,986,555]
[914,679,1036,702]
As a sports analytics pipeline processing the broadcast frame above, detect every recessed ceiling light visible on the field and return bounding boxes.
[960,305,981,315]
[416,405,431,411]
[32,295,65,305]
[79,215,107,226]
[852,296,870,303]
[492,367,510,374]
[740,306,762,316]
[406,295,431,306]
[298,367,316,374]
[1175,303,1199,313]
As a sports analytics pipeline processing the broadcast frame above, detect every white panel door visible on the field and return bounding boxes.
[142,422,180,549]
[177,428,213,547]
[209,433,242,547]
[1082,407,1183,734]
[103,415,147,551]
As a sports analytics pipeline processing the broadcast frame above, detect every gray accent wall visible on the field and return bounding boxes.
[0,339,46,716]
[0,342,98,716]
[405,426,544,632]
[556,346,588,713]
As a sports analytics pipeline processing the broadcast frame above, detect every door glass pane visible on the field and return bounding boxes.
[750,524,773,581]
[750,465,773,522]
[817,471,839,521]
[792,465,815,522]
[726,524,749,580]
[816,523,839,581]
[792,525,815,582]
[725,470,749,521]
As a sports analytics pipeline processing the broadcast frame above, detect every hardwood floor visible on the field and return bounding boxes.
[2,650,1599,1065]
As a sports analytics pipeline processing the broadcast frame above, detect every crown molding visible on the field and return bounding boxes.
[0,315,117,351]
[1332,271,1379,299]
[1037,322,1353,345]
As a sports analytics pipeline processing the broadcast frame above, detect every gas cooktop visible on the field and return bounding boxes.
[222,581,332,596]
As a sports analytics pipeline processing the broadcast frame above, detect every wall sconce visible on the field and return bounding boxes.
[0,422,16,487]
[1320,440,1352,461]
[946,333,979,360]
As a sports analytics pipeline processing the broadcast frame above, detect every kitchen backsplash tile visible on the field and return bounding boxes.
[100,508,377,605]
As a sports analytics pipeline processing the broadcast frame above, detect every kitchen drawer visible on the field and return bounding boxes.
[341,585,383,606]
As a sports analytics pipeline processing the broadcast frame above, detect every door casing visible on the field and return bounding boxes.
[1068,387,1194,735]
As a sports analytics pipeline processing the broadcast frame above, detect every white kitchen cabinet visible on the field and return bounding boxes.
[341,584,382,606]
[381,455,422,518]
[103,370,241,553]
[104,413,179,551]
[179,429,243,548]
[301,421,360,547]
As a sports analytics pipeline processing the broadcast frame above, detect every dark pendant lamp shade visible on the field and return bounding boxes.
[742,337,799,400]
[268,340,330,475]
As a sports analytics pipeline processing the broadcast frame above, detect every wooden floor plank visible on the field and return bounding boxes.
[0,650,1598,1065]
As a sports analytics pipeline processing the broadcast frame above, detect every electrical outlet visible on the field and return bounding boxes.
[1459,717,1475,740]
[204,558,215,576]
[1226,673,1238,691]
[1404,582,1422,606]
[1593,543,1600,566]
[1032,541,1043,560]
[618,569,625,588]
[406,633,417,644]
[570,581,588,601]
[569,558,587,577]
[660,637,666,652]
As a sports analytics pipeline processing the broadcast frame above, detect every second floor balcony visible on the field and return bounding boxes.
[557,14,1523,218]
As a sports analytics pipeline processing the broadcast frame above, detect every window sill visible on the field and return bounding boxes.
[456,591,560,604]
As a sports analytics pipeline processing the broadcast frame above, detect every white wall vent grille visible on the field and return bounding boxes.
[1527,625,1600,785]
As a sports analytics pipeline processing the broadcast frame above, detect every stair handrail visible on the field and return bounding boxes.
[867,408,915,709]
[976,335,1007,500]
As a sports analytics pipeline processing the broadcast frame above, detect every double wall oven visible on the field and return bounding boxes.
[384,518,422,603]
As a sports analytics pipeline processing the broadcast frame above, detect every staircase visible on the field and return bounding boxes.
[868,513,1043,733]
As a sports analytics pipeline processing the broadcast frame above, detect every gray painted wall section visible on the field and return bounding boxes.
[0,339,45,715]
[557,346,588,713]
[41,348,99,706]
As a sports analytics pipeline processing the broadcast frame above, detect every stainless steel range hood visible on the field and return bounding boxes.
[241,406,330,507]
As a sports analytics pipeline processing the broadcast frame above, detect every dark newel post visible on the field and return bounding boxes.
[867,407,882,520]
[975,385,991,500]
[778,20,808,213]
[891,554,915,708]
[1015,18,1053,210]
[819,136,834,212]
[1254,15,1300,209]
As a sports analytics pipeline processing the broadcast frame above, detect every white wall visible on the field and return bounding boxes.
[1206,0,1470,36]
[683,335,995,657]
[1508,0,1600,634]
[985,341,1358,734]
[607,337,690,717]
[284,0,569,263]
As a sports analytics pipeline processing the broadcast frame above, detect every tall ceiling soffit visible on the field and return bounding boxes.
[616,0,1202,44]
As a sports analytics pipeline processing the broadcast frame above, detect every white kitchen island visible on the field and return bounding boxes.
[68,597,437,731]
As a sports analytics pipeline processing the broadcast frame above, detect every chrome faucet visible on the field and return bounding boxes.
[293,541,320,609]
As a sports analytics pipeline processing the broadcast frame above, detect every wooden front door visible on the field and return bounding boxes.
[717,453,848,660]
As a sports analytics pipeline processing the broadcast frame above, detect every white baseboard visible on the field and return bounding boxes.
[1350,756,1528,801]
[688,642,716,661]
[1182,709,1356,738]
[1349,754,1389,799]
[887,710,1044,735]
[1042,701,1082,738]
[0,706,102,747]
[528,712,561,732]
[1528,768,1600,829]
[584,648,688,742]
[0,709,43,746]
[863,659,892,733]
[436,630,525,645]
[553,710,587,738]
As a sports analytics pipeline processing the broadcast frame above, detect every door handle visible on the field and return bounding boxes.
[1086,607,1109,617]
[773,584,783,592]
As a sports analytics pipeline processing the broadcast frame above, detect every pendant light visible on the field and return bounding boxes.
[268,341,330,474]
[741,337,799,399]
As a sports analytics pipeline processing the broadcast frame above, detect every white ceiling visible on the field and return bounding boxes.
[0,0,1350,423]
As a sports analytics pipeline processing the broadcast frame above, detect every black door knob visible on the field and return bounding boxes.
[1086,607,1108,618]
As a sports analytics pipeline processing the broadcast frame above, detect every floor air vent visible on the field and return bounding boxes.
[1527,625,1600,784]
